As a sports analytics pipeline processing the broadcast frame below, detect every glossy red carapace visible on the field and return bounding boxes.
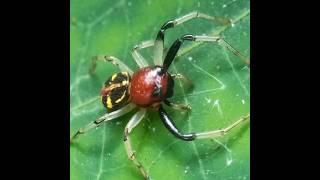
[129,66,169,107]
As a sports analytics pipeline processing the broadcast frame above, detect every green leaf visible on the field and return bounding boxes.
[70,0,250,180]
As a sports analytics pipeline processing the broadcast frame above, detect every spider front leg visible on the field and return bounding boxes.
[158,105,249,141]
[163,34,250,70]
[196,35,250,65]
[89,55,134,75]
[163,34,249,71]
[123,108,150,180]
[70,103,136,144]
[154,11,231,66]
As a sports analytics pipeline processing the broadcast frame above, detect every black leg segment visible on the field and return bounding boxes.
[163,34,196,71]
[155,20,175,43]
[158,105,196,141]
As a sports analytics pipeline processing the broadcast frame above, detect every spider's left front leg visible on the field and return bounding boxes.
[158,105,249,141]
[123,108,149,180]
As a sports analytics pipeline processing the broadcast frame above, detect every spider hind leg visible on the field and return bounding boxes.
[123,108,150,180]
[70,103,136,144]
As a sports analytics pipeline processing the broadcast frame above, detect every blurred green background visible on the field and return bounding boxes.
[70,0,250,179]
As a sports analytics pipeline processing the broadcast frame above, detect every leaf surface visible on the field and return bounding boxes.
[70,0,250,179]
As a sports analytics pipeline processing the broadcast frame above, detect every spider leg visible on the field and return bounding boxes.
[131,40,154,68]
[158,105,249,141]
[164,99,191,111]
[89,55,134,75]
[123,108,149,180]
[70,103,136,144]
[163,34,249,71]
[171,73,194,89]
[154,11,231,66]
[195,35,250,65]
[195,114,250,139]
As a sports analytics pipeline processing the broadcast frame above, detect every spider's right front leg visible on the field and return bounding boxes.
[123,108,149,179]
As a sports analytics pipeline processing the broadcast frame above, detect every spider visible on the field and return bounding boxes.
[70,12,250,180]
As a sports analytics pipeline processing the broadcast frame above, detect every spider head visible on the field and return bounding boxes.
[101,72,131,112]
[129,66,174,108]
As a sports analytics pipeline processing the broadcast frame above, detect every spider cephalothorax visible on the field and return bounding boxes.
[129,66,174,107]
[71,11,250,180]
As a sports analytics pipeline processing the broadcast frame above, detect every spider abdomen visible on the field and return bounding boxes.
[101,72,131,112]
[129,66,174,107]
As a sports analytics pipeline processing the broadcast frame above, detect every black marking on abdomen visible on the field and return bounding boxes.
[107,85,130,112]
[104,72,131,86]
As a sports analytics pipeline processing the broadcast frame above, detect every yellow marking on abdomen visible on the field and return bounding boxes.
[106,83,122,91]
[122,80,129,86]
[106,96,113,109]
[111,74,117,81]
[122,72,129,77]
[115,90,127,103]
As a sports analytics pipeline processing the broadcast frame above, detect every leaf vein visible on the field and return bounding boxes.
[172,64,207,180]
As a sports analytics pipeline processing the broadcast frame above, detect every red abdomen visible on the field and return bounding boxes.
[129,66,169,107]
